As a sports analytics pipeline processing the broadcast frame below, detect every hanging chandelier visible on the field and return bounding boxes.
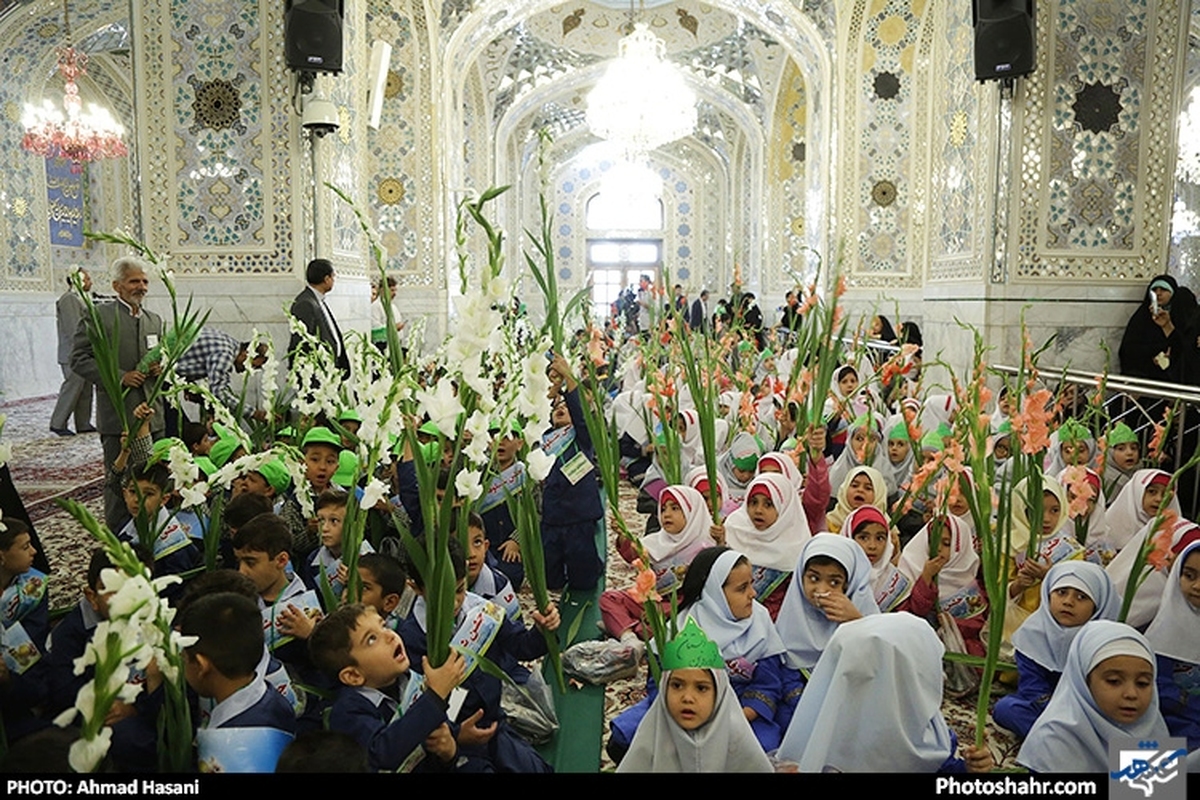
[21,1,127,172]
[585,23,696,156]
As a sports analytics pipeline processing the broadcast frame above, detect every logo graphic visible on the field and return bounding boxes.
[1109,739,1187,800]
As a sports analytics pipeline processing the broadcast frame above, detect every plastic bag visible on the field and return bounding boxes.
[502,667,559,745]
[562,639,640,685]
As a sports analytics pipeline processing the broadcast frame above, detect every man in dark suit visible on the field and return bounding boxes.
[689,289,709,333]
[70,258,165,530]
[50,269,95,435]
[289,258,350,376]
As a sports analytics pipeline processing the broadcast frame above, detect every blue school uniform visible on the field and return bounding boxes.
[539,387,603,591]
[308,539,375,602]
[1156,655,1200,750]
[398,593,552,773]
[195,679,296,773]
[993,652,1059,738]
[43,598,161,770]
[329,681,452,772]
[0,568,50,741]
[117,509,202,591]
[478,461,527,588]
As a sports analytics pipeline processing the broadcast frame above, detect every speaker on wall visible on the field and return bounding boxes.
[285,0,345,75]
[972,0,1035,82]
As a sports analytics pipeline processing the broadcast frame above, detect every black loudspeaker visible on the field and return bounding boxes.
[285,0,344,74]
[972,0,1035,81]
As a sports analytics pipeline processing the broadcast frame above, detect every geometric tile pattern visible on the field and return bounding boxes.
[1014,0,1185,279]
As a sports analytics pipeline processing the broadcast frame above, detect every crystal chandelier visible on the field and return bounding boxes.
[21,1,127,172]
[586,23,696,156]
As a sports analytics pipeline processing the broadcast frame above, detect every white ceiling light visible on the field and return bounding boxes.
[585,23,696,156]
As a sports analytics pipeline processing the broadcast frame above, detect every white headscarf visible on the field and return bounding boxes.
[1018,621,1169,773]
[1107,516,1200,629]
[1145,540,1200,663]
[775,535,880,670]
[642,485,715,568]
[757,451,803,496]
[1103,469,1178,552]
[616,668,773,773]
[723,473,812,572]
[897,515,980,603]
[828,413,887,497]
[826,465,887,536]
[880,416,915,498]
[684,549,786,664]
[1011,561,1120,672]
[839,505,909,611]
[776,613,955,772]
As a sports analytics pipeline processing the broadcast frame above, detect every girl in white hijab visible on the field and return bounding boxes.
[617,620,773,773]
[1102,468,1179,553]
[840,505,909,612]
[897,514,988,656]
[1145,539,1200,750]
[722,473,813,618]
[1106,516,1200,629]
[993,561,1119,738]
[1018,621,1169,773]
[681,547,789,752]
[826,465,888,535]
[828,413,887,498]
[776,613,994,772]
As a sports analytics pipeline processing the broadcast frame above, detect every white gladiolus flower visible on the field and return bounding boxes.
[527,449,556,482]
[0,443,11,468]
[455,470,483,502]
[53,705,79,727]
[68,725,113,773]
[178,482,209,509]
[417,378,464,438]
[360,478,388,510]
[106,575,158,622]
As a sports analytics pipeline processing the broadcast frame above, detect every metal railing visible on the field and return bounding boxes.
[994,364,1200,518]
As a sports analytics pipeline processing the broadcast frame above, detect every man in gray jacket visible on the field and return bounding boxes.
[49,269,95,436]
[71,257,165,530]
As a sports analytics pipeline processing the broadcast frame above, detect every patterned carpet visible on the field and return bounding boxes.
[1,394,106,612]
[1,393,1020,770]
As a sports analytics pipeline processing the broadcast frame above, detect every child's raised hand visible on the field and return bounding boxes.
[498,540,522,563]
[457,709,498,746]
[423,652,466,700]
[709,523,726,546]
[334,562,349,588]
[921,552,949,584]
[424,722,458,763]
[815,591,862,624]
[532,602,560,632]
[962,743,995,773]
[806,425,827,455]
[278,604,320,640]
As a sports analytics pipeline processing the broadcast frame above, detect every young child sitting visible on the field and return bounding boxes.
[231,513,322,671]
[825,465,887,537]
[841,505,909,612]
[310,489,374,603]
[1102,423,1141,500]
[179,592,297,772]
[477,423,526,589]
[776,613,993,773]
[464,512,520,623]
[0,517,50,744]
[1018,621,1169,773]
[1102,468,1177,554]
[311,604,467,772]
[616,619,772,773]
[398,536,560,773]
[1145,540,1200,752]
[993,561,1118,738]
[722,473,813,619]
[897,515,988,656]
[118,461,202,588]
[357,552,414,631]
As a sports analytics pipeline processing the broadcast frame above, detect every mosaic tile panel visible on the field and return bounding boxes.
[853,0,921,279]
[771,58,811,286]
[136,0,294,273]
[364,0,435,286]
[928,0,985,281]
[328,0,365,274]
[1015,0,1186,279]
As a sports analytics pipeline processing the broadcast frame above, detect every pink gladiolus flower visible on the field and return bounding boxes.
[628,560,660,603]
